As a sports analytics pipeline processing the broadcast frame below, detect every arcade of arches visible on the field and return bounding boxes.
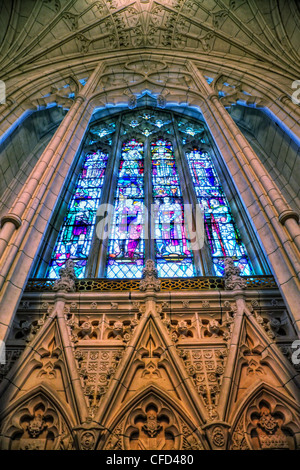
[0,0,299,450]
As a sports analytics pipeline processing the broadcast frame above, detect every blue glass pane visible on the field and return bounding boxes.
[47,151,109,279]
[106,139,145,279]
[151,140,196,278]
[186,149,253,276]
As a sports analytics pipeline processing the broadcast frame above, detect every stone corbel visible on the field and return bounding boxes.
[157,89,170,108]
[72,420,105,450]
[278,93,292,104]
[207,93,219,102]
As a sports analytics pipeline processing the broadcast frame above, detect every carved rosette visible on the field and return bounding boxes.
[203,423,230,450]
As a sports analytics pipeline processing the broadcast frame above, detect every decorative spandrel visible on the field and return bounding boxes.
[47,150,109,279]
[106,139,145,279]
[151,139,195,278]
[185,148,253,276]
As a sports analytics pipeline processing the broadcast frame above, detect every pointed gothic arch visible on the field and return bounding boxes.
[0,384,76,450]
[229,384,300,450]
[100,385,207,450]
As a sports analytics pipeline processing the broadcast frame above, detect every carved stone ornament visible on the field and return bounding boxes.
[239,392,300,450]
[73,420,105,450]
[142,409,162,437]
[53,259,76,292]
[212,426,225,447]
[27,413,47,438]
[139,260,161,292]
[80,431,95,450]
[115,395,204,450]
[0,396,72,450]
[157,94,166,108]
[203,422,230,449]
[224,257,246,290]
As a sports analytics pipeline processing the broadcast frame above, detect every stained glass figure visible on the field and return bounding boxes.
[151,140,195,277]
[185,148,253,276]
[106,139,145,278]
[47,150,109,279]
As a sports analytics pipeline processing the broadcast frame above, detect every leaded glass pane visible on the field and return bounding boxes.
[122,109,172,137]
[46,109,255,281]
[186,148,253,276]
[47,150,109,279]
[106,139,145,279]
[151,140,196,278]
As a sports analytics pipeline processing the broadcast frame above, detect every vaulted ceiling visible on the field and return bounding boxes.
[0,0,299,81]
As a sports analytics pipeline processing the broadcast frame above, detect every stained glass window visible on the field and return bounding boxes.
[47,150,109,279]
[185,148,253,276]
[151,140,195,277]
[45,109,258,281]
[106,139,145,278]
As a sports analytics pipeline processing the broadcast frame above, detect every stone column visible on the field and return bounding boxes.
[209,93,300,252]
[189,61,300,331]
[0,64,104,342]
[269,95,300,145]
[52,260,89,424]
